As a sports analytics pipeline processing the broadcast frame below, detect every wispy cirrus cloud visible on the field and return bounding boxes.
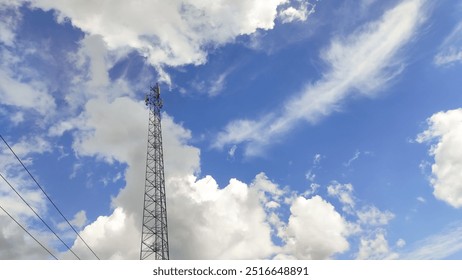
[434,22,462,66]
[0,54,57,118]
[403,221,462,259]
[0,3,21,46]
[214,0,428,157]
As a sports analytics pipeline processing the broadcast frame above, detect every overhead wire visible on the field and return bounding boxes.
[0,171,80,259]
[0,134,100,259]
[0,202,58,260]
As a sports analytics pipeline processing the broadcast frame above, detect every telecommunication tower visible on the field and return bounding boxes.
[140,83,169,260]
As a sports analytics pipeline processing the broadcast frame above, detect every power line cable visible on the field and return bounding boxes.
[0,134,100,259]
[0,202,58,260]
[0,172,80,259]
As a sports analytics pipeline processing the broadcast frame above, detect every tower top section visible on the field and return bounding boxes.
[145,83,163,112]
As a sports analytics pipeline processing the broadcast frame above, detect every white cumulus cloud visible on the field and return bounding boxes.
[357,205,395,226]
[0,137,56,259]
[327,182,355,214]
[357,232,398,260]
[417,109,462,208]
[56,93,356,260]
[279,1,316,24]
[25,0,306,70]
[168,175,276,259]
[278,195,351,259]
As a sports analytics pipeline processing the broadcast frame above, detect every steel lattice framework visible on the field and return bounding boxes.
[140,83,169,260]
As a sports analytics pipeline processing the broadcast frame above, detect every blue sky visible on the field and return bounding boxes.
[1,0,462,260]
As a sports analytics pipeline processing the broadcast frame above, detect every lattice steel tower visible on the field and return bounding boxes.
[140,83,169,260]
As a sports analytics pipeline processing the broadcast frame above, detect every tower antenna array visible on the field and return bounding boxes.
[140,83,169,260]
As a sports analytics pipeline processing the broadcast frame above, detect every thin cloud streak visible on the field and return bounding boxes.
[434,22,462,66]
[402,221,462,259]
[215,0,428,157]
